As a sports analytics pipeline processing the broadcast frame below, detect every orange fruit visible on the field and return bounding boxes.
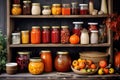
[99,60,107,68]
[69,34,80,44]
[87,60,93,65]
[103,68,109,74]
[74,65,80,70]
[90,64,97,69]
[79,62,86,69]
[72,60,79,67]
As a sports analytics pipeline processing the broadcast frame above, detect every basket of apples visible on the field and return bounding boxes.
[71,58,98,75]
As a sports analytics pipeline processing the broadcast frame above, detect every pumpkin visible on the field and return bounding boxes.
[114,52,120,67]
[69,34,80,44]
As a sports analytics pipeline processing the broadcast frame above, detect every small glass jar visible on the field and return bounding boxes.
[61,26,70,44]
[12,32,20,44]
[51,26,60,43]
[52,4,61,15]
[31,26,41,44]
[54,51,71,72]
[31,3,41,15]
[88,22,98,32]
[21,30,29,44]
[11,4,22,15]
[23,0,31,15]
[71,2,79,15]
[73,22,83,36]
[42,26,50,43]
[62,4,71,15]
[42,5,51,15]
[90,30,99,44]
[16,52,30,72]
[79,4,88,15]
[13,0,20,4]
[28,58,44,75]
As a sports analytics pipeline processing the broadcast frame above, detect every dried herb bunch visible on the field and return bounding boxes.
[105,14,120,40]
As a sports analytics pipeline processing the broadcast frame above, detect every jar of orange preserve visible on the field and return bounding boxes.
[12,4,22,15]
[52,4,61,15]
[31,26,41,44]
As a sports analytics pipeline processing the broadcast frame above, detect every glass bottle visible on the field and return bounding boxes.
[90,30,98,44]
[31,3,41,15]
[100,0,108,14]
[23,0,31,15]
[42,5,51,15]
[71,2,79,15]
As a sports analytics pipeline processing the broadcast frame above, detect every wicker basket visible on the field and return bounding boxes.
[79,51,109,64]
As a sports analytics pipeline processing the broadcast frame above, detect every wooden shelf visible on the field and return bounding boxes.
[9,43,110,48]
[9,15,108,18]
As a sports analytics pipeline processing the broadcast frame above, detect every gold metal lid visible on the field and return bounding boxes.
[52,26,60,28]
[30,57,42,62]
[52,4,61,7]
[32,3,40,6]
[43,5,51,8]
[12,4,21,7]
[61,26,69,28]
[23,1,31,3]
[57,51,69,55]
[18,52,30,55]
[21,30,29,33]
[42,26,50,29]
[32,26,40,29]
[41,50,51,53]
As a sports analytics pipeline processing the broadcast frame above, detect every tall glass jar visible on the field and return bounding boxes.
[12,32,20,44]
[71,2,79,15]
[79,4,88,15]
[61,26,70,44]
[31,3,41,15]
[62,4,71,15]
[40,50,52,73]
[12,4,22,15]
[23,0,31,15]
[42,26,50,43]
[90,30,98,44]
[42,5,51,15]
[51,26,60,43]
[16,52,30,72]
[52,4,61,15]
[21,30,29,44]
[31,26,41,44]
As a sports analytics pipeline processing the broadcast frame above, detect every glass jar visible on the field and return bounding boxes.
[42,6,51,15]
[51,26,60,43]
[28,58,44,75]
[31,26,41,44]
[13,0,20,4]
[80,29,89,44]
[21,30,29,44]
[62,4,71,15]
[54,51,71,72]
[88,22,98,32]
[31,3,41,15]
[73,22,83,36]
[16,52,30,72]
[12,32,20,44]
[40,50,52,73]
[90,30,98,44]
[79,4,88,15]
[61,26,70,44]
[52,4,61,15]
[11,4,22,15]
[23,0,31,15]
[42,26,50,43]
[71,2,79,15]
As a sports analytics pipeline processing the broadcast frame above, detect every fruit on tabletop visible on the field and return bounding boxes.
[98,68,104,75]
[109,68,115,74]
[72,60,79,67]
[103,68,109,74]
[99,60,107,68]
[80,69,87,73]
[79,62,86,69]
[87,69,92,73]
[86,60,93,65]
[90,64,97,69]
[69,34,80,44]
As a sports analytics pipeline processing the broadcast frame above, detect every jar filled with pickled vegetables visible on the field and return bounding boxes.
[52,4,61,15]
[28,58,44,75]
[12,4,22,15]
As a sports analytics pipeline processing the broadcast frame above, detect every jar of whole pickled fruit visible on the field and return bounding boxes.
[21,30,29,44]
[12,4,22,15]
[28,58,44,75]
[52,4,61,15]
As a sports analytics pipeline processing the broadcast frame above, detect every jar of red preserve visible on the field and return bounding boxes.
[51,26,60,43]
[79,4,88,15]
[88,22,98,32]
[42,26,50,43]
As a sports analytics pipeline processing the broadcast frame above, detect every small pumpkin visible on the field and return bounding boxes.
[69,34,80,44]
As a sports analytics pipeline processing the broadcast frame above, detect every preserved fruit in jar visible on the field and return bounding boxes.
[62,4,71,15]
[12,4,22,15]
[71,2,79,15]
[79,4,88,15]
[23,0,31,15]
[52,4,61,15]
[21,30,29,44]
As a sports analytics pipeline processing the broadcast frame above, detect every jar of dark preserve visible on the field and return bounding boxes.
[16,52,30,72]
[79,4,88,15]
[73,22,83,36]
[42,26,50,43]
[13,0,20,4]
[54,51,71,72]
[23,0,31,15]
[71,2,79,15]
[88,22,98,32]
[51,26,60,43]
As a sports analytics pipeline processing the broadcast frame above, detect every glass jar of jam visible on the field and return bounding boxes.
[13,0,20,4]
[31,26,41,44]
[40,50,52,73]
[71,2,79,15]
[51,26,60,43]
[21,30,29,44]
[42,5,51,15]
[61,26,70,44]
[73,22,83,36]
[79,4,88,15]
[23,0,31,15]
[16,52,30,72]
[62,4,71,15]
[52,4,61,15]
[88,22,98,32]
[28,58,44,75]
[54,51,71,72]
[11,4,22,15]
[42,26,50,43]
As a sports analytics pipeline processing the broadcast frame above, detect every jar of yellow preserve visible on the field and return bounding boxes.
[12,4,22,15]
[52,4,61,15]
[21,30,29,44]
[28,58,44,75]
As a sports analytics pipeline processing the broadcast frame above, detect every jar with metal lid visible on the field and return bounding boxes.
[61,26,70,44]
[79,4,88,15]
[90,30,99,44]
[23,0,31,15]
[12,32,20,44]
[16,52,30,72]
[40,50,52,72]
[21,30,29,44]
[54,51,71,72]
[11,4,22,15]
[88,22,98,32]
[42,5,51,15]
[42,26,50,43]
[31,26,41,44]
[52,4,61,15]
[51,26,60,43]
[28,58,44,75]
[73,22,83,36]
[62,4,71,15]
[31,3,41,15]
[71,2,79,15]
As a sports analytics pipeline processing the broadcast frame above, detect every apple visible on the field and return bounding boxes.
[80,69,87,73]
[87,69,92,73]
[109,68,114,74]
[98,68,104,75]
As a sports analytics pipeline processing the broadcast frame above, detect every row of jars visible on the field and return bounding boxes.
[11,1,90,15]
[16,50,71,74]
